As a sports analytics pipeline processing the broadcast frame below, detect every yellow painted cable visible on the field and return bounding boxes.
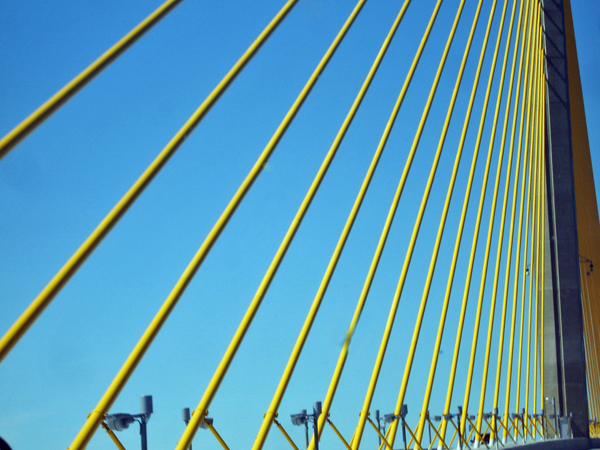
[303,1,463,447]
[533,28,546,414]
[592,281,600,418]
[499,1,541,436]
[206,422,231,450]
[246,1,405,448]
[584,270,600,417]
[478,0,535,432]
[533,87,543,417]
[537,37,546,409]
[538,45,549,418]
[588,272,600,418]
[586,272,600,418]
[531,65,543,418]
[524,110,539,431]
[1,0,299,366]
[471,0,534,439]
[585,274,595,421]
[590,283,600,419]
[533,30,546,414]
[516,108,535,416]
[515,29,538,414]
[274,419,300,450]
[414,0,499,444]
[459,0,525,439]
[491,0,539,428]
[586,282,597,422]
[580,269,595,419]
[350,1,470,447]
[174,1,391,448]
[586,269,600,418]
[267,3,422,449]
[0,0,184,160]
[533,137,540,420]
[434,0,515,442]
[383,1,486,442]
[67,3,316,449]
[500,96,530,436]
[101,422,127,450]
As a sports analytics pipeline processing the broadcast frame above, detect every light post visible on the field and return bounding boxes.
[291,409,309,448]
[291,401,322,450]
[181,407,213,450]
[383,404,408,450]
[182,408,192,450]
[106,395,153,450]
[375,409,382,446]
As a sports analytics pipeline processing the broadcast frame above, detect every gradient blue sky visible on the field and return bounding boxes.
[1,1,599,449]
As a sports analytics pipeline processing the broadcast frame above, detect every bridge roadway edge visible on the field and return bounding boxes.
[489,437,600,450]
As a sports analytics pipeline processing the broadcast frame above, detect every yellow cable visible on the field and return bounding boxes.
[533,145,540,419]
[435,0,515,442]
[581,269,595,419]
[0,0,184,160]
[66,3,311,449]
[531,60,544,419]
[532,91,542,418]
[539,49,546,413]
[588,270,600,418]
[206,422,231,450]
[266,3,421,450]
[592,282,600,418]
[364,0,490,444]
[350,1,469,447]
[515,94,536,416]
[535,38,546,417]
[305,1,461,447]
[492,0,539,429]
[176,0,383,447]
[532,18,543,417]
[1,0,299,366]
[515,27,542,416]
[472,0,534,439]
[584,270,599,419]
[246,1,402,448]
[459,0,524,439]
[500,0,541,437]
[524,106,539,431]
[274,419,300,450]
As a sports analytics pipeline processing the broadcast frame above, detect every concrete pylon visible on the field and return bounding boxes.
[542,0,590,438]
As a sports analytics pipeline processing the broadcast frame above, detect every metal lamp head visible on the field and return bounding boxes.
[182,408,191,423]
[400,404,408,418]
[384,414,396,424]
[106,413,136,431]
[199,417,213,430]
[140,395,153,418]
[313,402,322,417]
[291,411,308,426]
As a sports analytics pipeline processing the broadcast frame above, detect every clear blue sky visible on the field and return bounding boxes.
[1,1,599,449]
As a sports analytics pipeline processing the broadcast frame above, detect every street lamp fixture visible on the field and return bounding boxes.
[382,405,409,450]
[181,407,214,450]
[291,402,322,450]
[106,395,153,450]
